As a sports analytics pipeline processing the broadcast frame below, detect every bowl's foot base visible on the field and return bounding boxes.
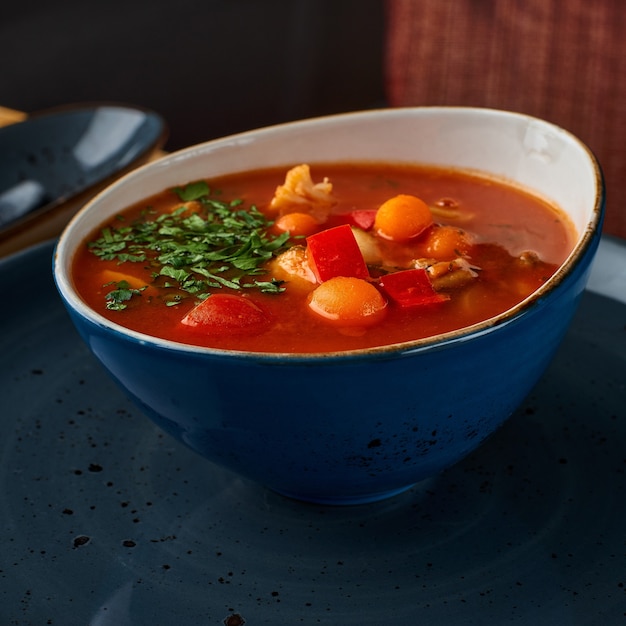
[272,483,416,506]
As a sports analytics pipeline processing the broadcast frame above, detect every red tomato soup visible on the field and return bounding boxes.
[72,163,576,353]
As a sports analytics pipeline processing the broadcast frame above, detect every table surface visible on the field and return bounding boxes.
[0,106,27,126]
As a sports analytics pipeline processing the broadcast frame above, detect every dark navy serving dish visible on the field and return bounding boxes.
[0,103,166,252]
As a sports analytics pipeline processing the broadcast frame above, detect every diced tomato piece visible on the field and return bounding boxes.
[378,268,449,308]
[346,209,378,230]
[306,223,369,282]
[328,209,377,230]
[181,294,270,335]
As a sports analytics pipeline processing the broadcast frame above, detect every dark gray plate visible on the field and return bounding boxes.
[0,104,166,232]
[1,239,625,625]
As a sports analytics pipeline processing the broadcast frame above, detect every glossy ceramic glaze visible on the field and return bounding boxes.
[53,108,605,504]
[0,103,166,236]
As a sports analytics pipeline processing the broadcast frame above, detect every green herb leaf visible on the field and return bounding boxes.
[88,181,291,308]
[251,279,286,294]
[104,280,146,310]
[172,181,210,202]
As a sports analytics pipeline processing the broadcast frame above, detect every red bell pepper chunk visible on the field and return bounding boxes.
[378,268,449,308]
[306,223,369,282]
[181,294,270,335]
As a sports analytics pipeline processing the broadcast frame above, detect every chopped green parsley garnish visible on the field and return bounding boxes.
[88,181,290,307]
[104,281,147,311]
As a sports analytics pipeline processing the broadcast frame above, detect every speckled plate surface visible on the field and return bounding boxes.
[1,238,625,625]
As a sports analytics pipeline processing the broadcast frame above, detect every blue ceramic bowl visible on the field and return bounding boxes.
[53,108,604,505]
[0,103,167,254]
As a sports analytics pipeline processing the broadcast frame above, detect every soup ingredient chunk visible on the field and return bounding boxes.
[103,280,148,311]
[306,224,369,281]
[100,269,149,292]
[424,258,479,291]
[374,194,434,241]
[181,294,270,335]
[270,164,334,211]
[379,268,449,308]
[308,277,387,326]
[99,269,158,310]
[274,211,320,237]
[422,224,473,259]
[346,209,377,230]
[350,227,382,265]
[268,246,317,290]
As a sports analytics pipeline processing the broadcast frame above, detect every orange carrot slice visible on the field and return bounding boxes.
[307,276,387,326]
[374,194,433,242]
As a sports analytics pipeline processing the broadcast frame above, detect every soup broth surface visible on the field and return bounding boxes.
[72,163,576,353]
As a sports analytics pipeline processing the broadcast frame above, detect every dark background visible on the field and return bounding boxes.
[1,0,386,150]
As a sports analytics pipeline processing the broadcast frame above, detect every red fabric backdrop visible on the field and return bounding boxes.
[385,0,626,238]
